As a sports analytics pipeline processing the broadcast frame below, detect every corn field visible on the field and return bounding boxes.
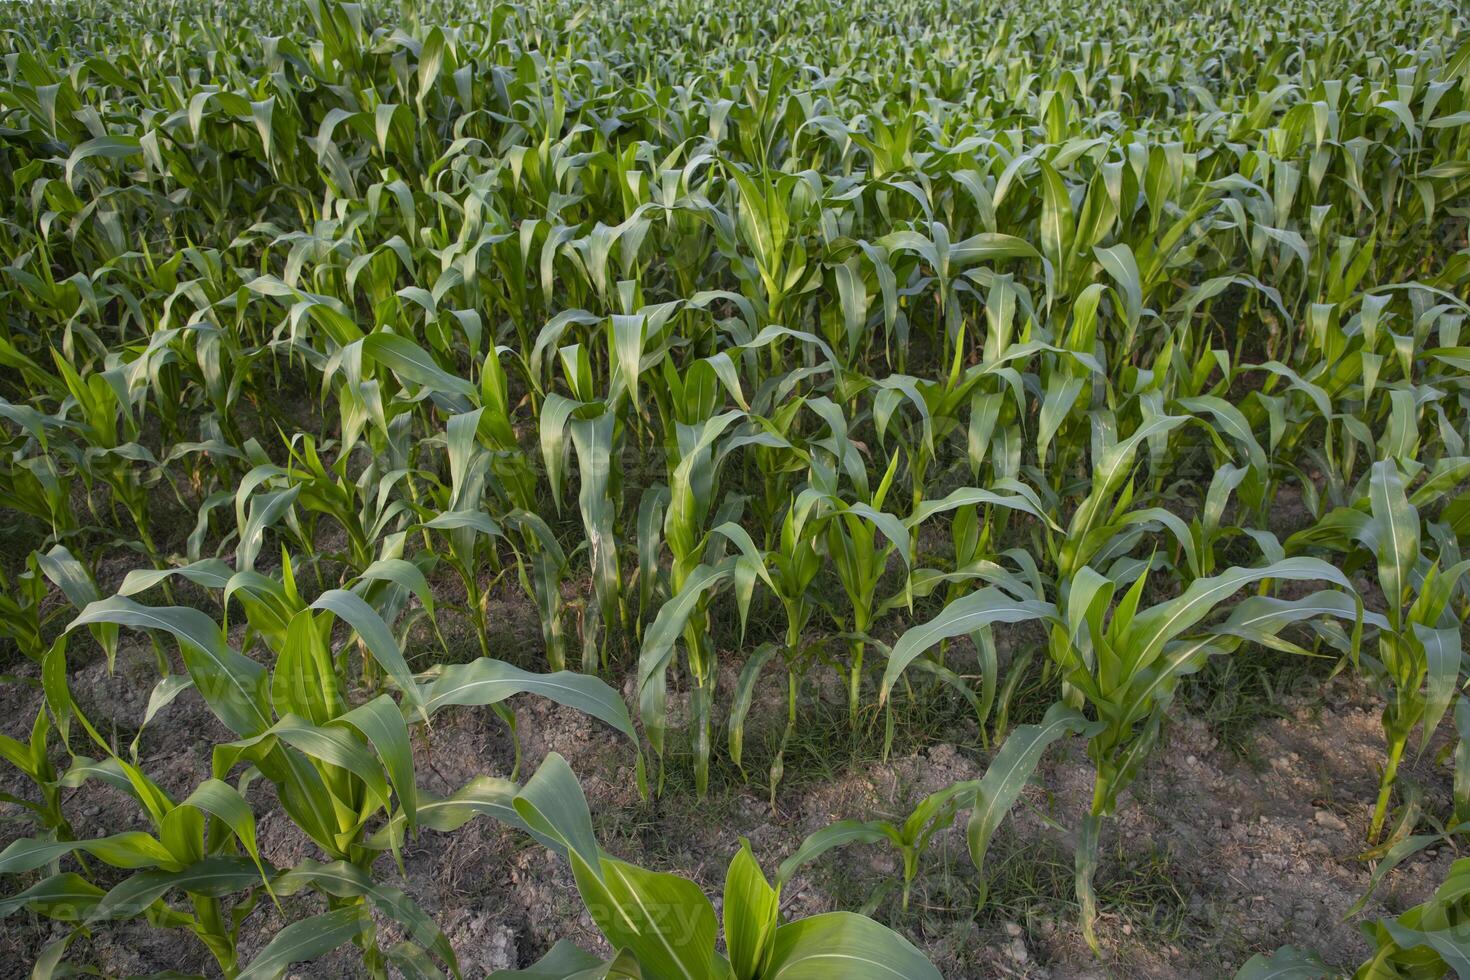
[0,0,1468,974]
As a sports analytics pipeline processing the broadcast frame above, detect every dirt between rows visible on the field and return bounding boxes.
[0,616,1455,979]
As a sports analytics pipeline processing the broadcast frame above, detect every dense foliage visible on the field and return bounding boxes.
[1,0,1469,974]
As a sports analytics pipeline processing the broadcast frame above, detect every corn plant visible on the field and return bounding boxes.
[1048,557,1361,950]
[3,0,1470,971]
[1237,857,1470,978]
[1289,460,1470,840]
[487,752,944,980]
[0,699,75,849]
[0,567,645,976]
[779,702,1099,913]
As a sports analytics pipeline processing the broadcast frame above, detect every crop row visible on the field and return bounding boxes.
[1,0,1469,975]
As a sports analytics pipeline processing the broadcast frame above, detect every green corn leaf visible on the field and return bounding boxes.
[357,558,437,620]
[416,659,640,757]
[68,598,271,738]
[30,928,85,979]
[881,588,1057,703]
[637,559,733,756]
[91,856,264,921]
[570,854,719,980]
[907,484,1057,530]
[65,134,141,188]
[1232,945,1330,979]
[487,941,605,979]
[311,589,430,724]
[270,859,457,973]
[228,714,392,817]
[237,906,368,980]
[512,752,601,872]
[0,873,104,921]
[967,703,1101,907]
[1415,623,1461,754]
[118,559,235,596]
[776,820,893,887]
[362,332,476,400]
[335,694,417,831]
[570,411,621,627]
[0,832,178,874]
[176,778,270,887]
[128,674,195,758]
[371,775,524,851]
[762,911,942,980]
[1369,460,1420,621]
[1348,833,1442,917]
[1124,558,1354,677]
[273,609,342,726]
[728,642,779,773]
[724,839,780,980]
[388,942,450,980]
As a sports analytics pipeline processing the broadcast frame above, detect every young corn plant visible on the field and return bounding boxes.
[1236,857,1470,979]
[638,370,750,795]
[5,0,1470,971]
[1,637,280,977]
[777,702,1099,914]
[1289,459,1470,842]
[1049,557,1360,952]
[825,451,909,729]
[8,645,468,977]
[485,752,944,980]
[31,563,645,975]
[0,698,77,849]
